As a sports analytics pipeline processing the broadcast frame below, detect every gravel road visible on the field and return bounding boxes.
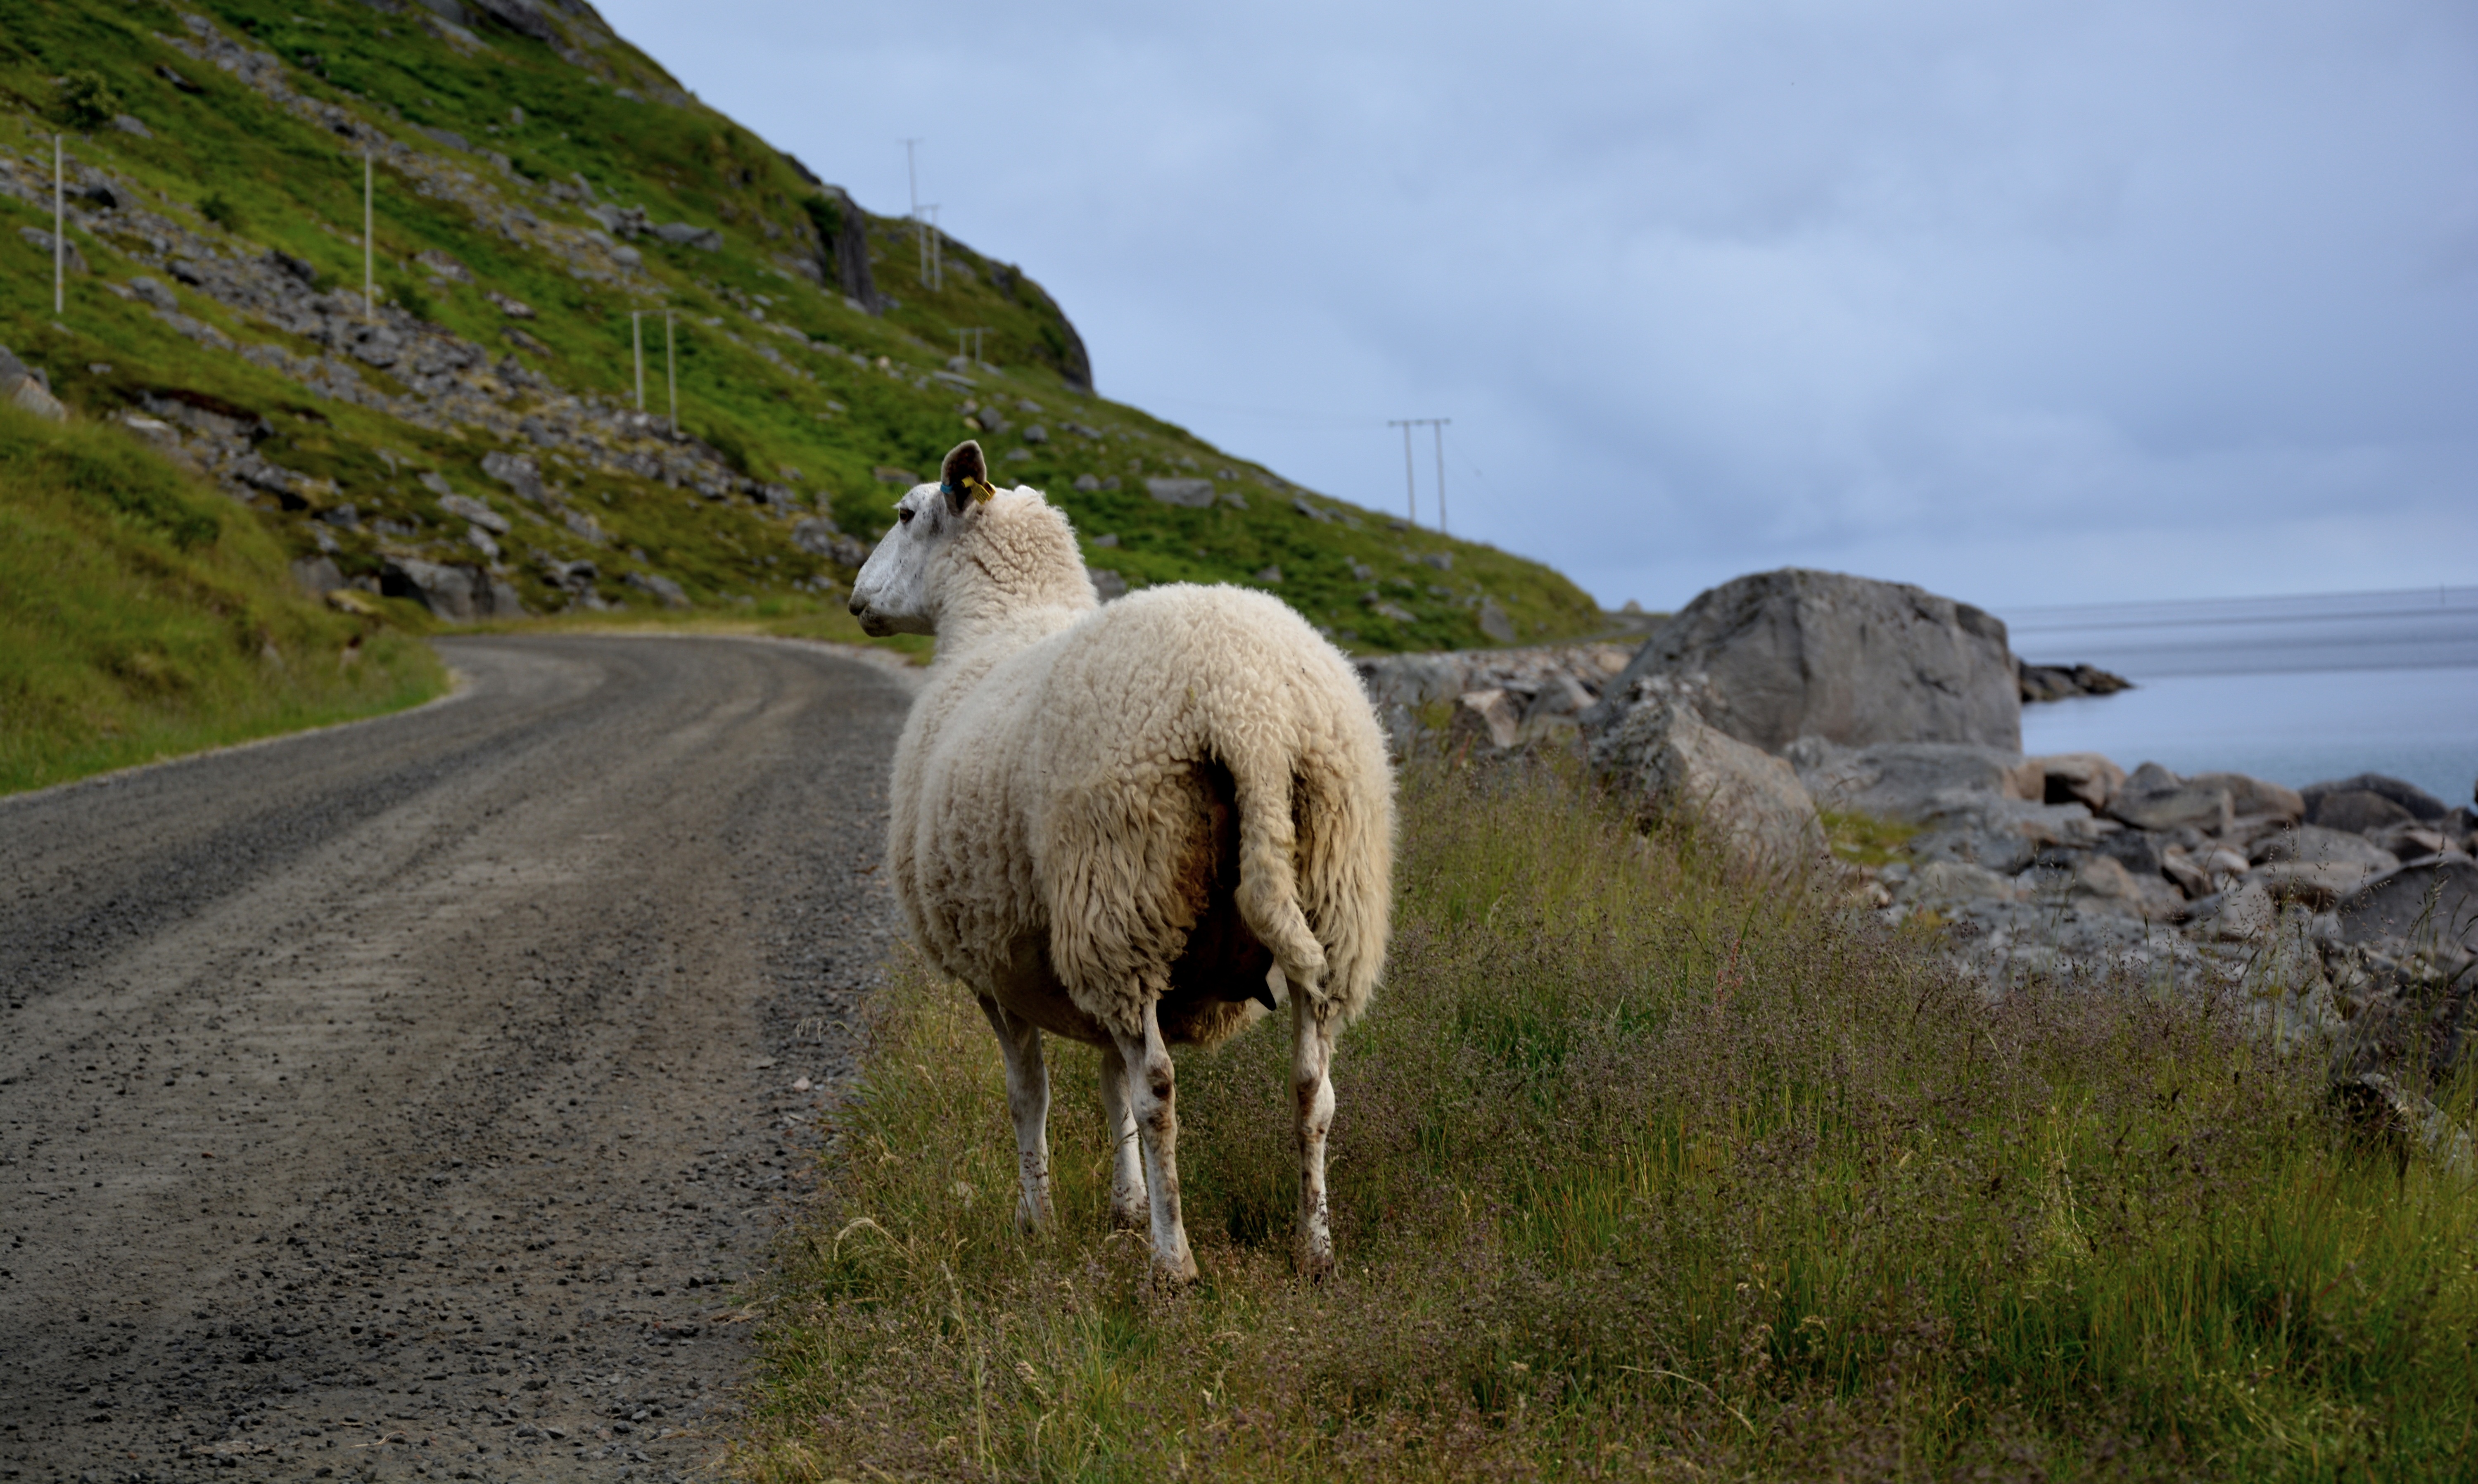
[0,635,918,1482]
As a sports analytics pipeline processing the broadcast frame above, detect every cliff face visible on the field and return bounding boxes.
[0,0,1602,648]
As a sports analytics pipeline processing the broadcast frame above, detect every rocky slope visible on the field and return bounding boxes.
[2,0,1603,647]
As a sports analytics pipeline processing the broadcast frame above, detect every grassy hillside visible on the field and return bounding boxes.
[0,402,444,794]
[739,753,2478,1481]
[0,0,1603,652]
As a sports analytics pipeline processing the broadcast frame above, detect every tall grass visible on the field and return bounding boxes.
[738,754,2478,1480]
[0,405,445,794]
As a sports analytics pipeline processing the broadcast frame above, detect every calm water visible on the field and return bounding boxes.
[2006,586,2478,806]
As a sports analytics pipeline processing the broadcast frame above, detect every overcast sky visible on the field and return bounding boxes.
[598,0,2477,614]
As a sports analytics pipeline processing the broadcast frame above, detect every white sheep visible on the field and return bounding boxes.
[849,440,1395,1279]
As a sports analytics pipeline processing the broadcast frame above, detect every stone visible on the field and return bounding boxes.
[2252,862,2385,911]
[1354,653,1464,710]
[18,228,88,275]
[1073,474,1102,493]
[1906,860,2022,905]
[623,571,690,608]
[2369,821,2453,860]
[436,493,509,533]
[1790,740,2036,823]
[1292,495,1334,522]
[486,290,535,319]
[1455,689,1522,750]
[563,509,607,544]
[2307,773,2450,823]
[2308,789,2417,835]
[2016,659,2132,703]
[289,556,345,597]
[1589,697,1824,870]
[0,345,65,421]
[790,518,869,567]
[112,113,152,138]
[1144,477,1216,509]
[1477,598,1516,644]
[2252,824,2401,873]
[2026,752,2127,811]
[480,450,545,501]
[2106,763,2234,834]
[2339,857,2478,956]
[1021,424,1048,445]
[1912,796,2109,876]
[1088,569,1127,602]
[1418,552,1452,571]
[128,276,178,311]
[1254,565,1283,584]
[650,222,723,251]
[2188,773,2304,825]
[1587,568,2020,751]
[380,557,520,621]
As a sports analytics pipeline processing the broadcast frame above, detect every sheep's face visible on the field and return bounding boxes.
[848,481,959,636]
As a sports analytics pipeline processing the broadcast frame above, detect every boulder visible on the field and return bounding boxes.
[650,221,723,251]
[2106,763,2234,834]
[2252,861,2385,912]
[2025,752,2127,811]
[1911,796,2110,875]
[1453,689,1522,751]
[381,557,522,621]
[1477,598,1516,644]
[437,493,509,533]
[2308,789,2416,835]
[0,345,65,422]
[1088,569,1127,602]
[1144,477,1217,509]
[1790,739,2036,823]
[2253,824,2402,873]
[1589,697,1824,870]
[2339,857,2478,956]
[2188,773,2304,825]
[2305,773,2449,823]
[1587,568,2020,751]
[622,571,689,608]
[288,556,345,597]
[2054,852,2183,920]
[1905,860,2022,904]
[790,517,870,567]
[480,450,545,502]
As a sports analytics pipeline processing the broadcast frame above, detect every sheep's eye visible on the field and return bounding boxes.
[897,507,914,524]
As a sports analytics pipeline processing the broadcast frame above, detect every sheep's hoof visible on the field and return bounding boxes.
[1108,1200,1149,1232]
[1016,1198,1056,1234]
[1297,1244,1336,1281]
[1153,1251,1200,1287]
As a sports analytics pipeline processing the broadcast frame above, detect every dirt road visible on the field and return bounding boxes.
[0,635,916,1482]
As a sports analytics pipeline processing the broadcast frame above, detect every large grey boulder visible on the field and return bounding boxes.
[1586,568,2020,752]
[1590,697,1823,870]
[382,557,522,622]
[1144,477,1217,509]
[2309,773,2449,823]
[2340,857,2478,955]
[2107,763,2238,834]
[1789,738,2034,823]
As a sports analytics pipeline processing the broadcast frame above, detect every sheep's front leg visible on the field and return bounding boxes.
[1293,986,1339,1277]
[976,995,1054,1232]
[1111,1000,1198,1282]
[1097,1039,1149,1230]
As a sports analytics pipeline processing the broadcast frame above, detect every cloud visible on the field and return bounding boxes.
[600,0,2478,609]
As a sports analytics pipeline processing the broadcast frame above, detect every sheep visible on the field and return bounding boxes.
[848,440,1395,1280]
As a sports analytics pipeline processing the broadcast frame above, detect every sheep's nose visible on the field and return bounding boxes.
[847,595,866,616]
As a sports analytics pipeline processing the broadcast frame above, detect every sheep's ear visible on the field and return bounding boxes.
[940,439,992,516]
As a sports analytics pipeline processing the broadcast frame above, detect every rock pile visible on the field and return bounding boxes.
[1362,565,2478,1150]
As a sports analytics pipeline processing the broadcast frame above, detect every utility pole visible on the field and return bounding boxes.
[53,135,64,315]
[664,309,677,435]
[924,204,941,291]
[1386,417,1451,529]
[630,311,645,410]
[900,139,926,288]
[363,147,375,323]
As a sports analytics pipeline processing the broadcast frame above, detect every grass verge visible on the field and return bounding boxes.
[738,752,2478,1481]
[0,403,446,796]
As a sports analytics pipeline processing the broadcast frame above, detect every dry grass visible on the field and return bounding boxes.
[736,753,2478,1481]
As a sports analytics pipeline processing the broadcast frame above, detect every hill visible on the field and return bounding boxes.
[1,0,1604,652]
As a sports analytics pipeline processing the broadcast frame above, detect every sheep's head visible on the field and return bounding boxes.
[849,440,996,637]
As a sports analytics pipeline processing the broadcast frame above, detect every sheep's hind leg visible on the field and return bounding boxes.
[1098,1040,1149,1230]
[976,995,1054,1232]
[1112,999,1198,1282]
[1292,982,1339,1277]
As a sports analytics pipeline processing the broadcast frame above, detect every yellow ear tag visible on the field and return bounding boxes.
[966,476,996,503]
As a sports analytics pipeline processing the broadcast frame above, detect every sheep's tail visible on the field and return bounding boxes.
[1225,716,1394,1023]
[1226,744,1329,998]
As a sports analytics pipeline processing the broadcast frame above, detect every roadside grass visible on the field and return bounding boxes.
[0,403,445,795]
[737,752,2478,1481]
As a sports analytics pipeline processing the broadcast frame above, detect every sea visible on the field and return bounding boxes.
[2006,586,2478,808]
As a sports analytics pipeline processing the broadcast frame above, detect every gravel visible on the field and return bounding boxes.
[0,635,916,1480]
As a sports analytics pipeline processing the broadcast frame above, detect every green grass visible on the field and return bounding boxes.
[2,0,1606,651]
[0,402,446,794]
[738,754,2478,1481]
